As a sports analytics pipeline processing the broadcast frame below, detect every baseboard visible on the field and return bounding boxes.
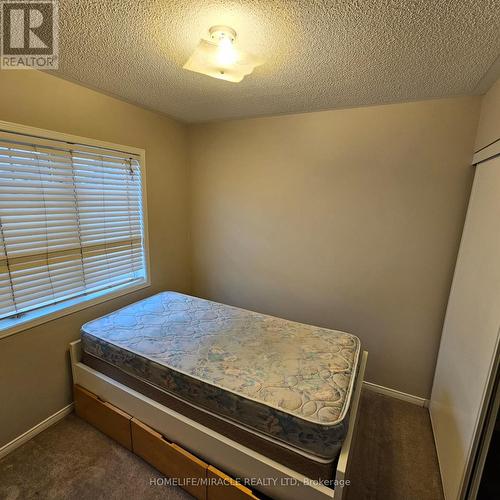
[0,403,74,460]
[363,381,429,408]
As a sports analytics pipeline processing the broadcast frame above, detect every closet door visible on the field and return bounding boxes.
[430,156,500,500]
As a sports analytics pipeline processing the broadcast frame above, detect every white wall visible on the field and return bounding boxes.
[430,77,500,500]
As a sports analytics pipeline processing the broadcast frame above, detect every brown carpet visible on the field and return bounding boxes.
[0,390,443,500]
[0,414,191,500]
[347,390,444,500]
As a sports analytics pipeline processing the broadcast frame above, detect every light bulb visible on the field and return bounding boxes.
[217,36,237,66]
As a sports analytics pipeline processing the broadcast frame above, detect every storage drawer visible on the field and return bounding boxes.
[207,465,259,499]
[73,384,132,450]
[131,418,208,500]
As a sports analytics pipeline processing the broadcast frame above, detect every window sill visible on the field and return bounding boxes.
[0,279,151,341]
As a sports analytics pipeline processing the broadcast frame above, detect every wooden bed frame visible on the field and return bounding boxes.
[70,340,367,500]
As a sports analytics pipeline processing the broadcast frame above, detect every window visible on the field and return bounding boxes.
[0,125,149,336]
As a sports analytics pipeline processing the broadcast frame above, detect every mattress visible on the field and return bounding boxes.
[82,352,338,480]
[81,292,361,459]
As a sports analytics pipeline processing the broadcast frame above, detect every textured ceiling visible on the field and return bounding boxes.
[55,0,500,123]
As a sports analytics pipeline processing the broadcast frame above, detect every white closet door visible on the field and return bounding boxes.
[430,156,500,500]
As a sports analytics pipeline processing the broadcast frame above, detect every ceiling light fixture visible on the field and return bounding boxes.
[183,26,263,83]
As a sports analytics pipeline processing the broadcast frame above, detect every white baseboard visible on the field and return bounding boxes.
[363,381,429,408]
[0,403,74,460]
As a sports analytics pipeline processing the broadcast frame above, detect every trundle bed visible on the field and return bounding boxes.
[70,292,367,500]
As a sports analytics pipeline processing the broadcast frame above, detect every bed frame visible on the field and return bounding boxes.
[70,340,367,500]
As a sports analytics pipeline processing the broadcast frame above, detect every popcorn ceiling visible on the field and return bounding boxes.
[56,0,500,123]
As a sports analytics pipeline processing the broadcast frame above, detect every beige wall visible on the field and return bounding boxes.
[189,97,480,398]
[0,70,486,447]
[475,77,500,151]
[0,71,191,447]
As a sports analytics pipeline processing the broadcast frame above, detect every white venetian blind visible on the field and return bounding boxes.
[0,130,146,322]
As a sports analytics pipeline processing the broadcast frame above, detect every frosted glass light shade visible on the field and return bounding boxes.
[183,38,263,83]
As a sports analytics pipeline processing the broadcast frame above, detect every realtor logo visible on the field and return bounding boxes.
[1,0,58,69]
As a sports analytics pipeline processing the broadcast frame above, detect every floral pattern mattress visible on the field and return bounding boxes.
[81,292,361,459]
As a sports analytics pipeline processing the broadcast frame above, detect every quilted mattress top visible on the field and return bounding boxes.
[81,292,361,427]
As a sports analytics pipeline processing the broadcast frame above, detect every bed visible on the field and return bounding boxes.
[72,292,366,499]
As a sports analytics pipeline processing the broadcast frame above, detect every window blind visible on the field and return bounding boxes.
[0,131,146,322]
